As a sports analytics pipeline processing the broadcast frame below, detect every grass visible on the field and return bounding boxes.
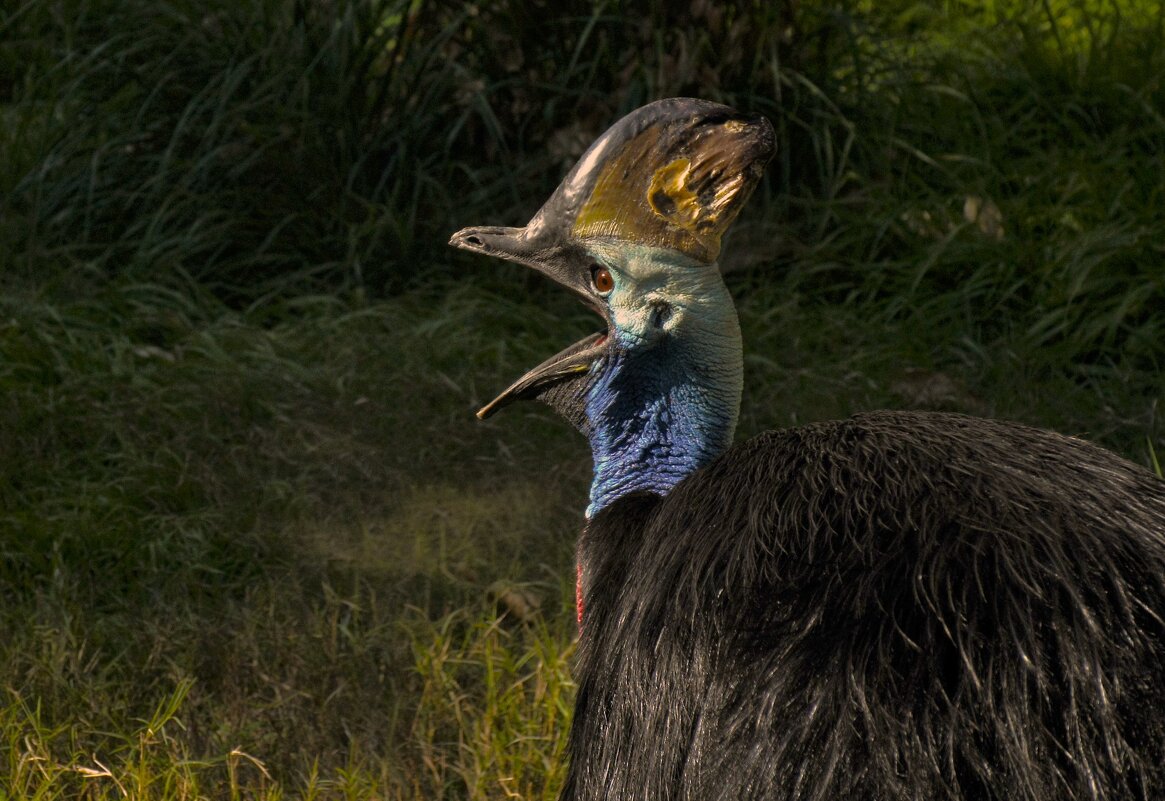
[3,611,575,799]
[2,0,1164,798]
[0,277,588,798]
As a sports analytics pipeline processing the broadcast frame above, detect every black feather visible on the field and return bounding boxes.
[565,411,1165,801]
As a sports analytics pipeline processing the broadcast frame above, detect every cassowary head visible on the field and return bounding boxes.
[451,98,774,514]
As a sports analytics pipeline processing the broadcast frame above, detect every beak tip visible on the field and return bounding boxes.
[449,225,540,263]
[475,396,505,420]
[448,228,479,252]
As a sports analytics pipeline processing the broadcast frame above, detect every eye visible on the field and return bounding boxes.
[590,264,614,295]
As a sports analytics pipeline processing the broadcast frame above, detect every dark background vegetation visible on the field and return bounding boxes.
[2,0,1163,797]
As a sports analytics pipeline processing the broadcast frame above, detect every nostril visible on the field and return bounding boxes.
[650,302,672,329]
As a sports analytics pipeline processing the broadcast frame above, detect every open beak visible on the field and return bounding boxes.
[451,99,775,424]
[449,225,610,419]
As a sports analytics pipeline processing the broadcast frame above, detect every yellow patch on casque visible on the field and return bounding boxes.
[648,156,748,239]
[570,120,768,263]
[648,158,700,227]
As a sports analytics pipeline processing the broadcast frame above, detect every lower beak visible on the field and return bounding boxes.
[476,331,608,419]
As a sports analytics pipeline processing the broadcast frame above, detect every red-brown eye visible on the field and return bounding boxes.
[591,264,614,294]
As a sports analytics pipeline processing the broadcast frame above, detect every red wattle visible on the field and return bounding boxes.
[576,561,584,628]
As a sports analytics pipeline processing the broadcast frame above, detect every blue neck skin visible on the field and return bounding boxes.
[584,348,733,516]
[574,243,744,518]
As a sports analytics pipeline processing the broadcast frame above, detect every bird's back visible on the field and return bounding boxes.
[567,410,1165,801]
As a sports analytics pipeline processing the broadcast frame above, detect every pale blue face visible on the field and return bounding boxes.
[586,242,739,348]
[576,242,744,517]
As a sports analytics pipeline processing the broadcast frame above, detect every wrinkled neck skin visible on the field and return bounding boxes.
[583,245,743,518]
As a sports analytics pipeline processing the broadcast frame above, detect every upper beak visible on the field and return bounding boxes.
[448,225,535,263]
[449,225,600,313]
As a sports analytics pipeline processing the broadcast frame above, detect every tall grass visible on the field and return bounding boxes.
[2,0,1164,797]
[3,0,483,295]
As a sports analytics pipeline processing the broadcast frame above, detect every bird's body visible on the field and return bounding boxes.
[569,410,1165,800]
[451,98,1165,800]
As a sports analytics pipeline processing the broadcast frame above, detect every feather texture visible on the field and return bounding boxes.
[566,411,1165,801]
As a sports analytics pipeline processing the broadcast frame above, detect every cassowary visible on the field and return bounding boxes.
[450,98,1165,800]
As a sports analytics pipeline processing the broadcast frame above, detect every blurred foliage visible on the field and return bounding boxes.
[3,0,1162,366]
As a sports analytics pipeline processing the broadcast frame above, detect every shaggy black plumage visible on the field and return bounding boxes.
[565,411,1165,801]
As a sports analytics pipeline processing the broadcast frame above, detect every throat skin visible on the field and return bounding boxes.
[583,253,742,518]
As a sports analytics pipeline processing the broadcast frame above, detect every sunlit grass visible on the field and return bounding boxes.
[2,608,575,800]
